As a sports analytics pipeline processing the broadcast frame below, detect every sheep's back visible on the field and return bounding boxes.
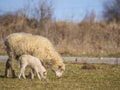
[5,33,37,56]
[5,33,55,61]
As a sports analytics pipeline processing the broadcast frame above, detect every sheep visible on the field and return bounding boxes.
[4,32,65,78]
[18,54,47,79]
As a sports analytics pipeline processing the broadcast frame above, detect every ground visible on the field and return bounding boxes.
[0,62,120,90]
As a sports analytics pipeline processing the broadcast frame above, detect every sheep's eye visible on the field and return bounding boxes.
[58,66,64,72]
[60,68,64,72]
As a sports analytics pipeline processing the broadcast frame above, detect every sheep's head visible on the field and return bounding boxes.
[52,63,65,78]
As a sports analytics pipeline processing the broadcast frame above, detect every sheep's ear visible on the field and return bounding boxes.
[58,65,62,69]
[58,65,65,71]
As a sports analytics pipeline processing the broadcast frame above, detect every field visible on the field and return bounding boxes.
[0,62,120,90]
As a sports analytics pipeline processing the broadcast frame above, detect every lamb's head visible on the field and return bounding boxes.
[52,63,65,78]
[39,66,47,79]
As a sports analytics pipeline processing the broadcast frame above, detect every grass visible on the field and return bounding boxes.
[0,62,120,90]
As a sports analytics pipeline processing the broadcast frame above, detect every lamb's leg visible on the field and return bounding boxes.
[31,69,35,79]
[35,68,41,79]
[18,69,22,79]
[22,67,26,79]
[37,72,41,79]
[18,66,26,79]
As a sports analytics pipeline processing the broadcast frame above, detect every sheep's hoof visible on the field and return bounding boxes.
[4,71,9,78]
[4,73,10,78]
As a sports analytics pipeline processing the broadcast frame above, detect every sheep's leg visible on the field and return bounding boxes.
[10,59,16,78]
[5,52,16,78]
[11,53,16,78]
[5,58,16,78]
[4,59,10,77]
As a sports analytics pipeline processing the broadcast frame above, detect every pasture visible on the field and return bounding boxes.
[0,62,120,90]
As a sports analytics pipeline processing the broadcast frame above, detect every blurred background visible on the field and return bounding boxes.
[0,0,120,57]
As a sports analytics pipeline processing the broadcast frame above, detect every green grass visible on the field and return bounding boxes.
[0,62,120,90]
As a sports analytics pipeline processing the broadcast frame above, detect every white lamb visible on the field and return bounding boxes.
[18,55,47,79]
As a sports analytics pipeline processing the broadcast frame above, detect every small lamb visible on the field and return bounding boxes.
[18,55,47,79]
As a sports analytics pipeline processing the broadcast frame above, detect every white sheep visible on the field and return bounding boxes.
[4,32,65,78]
[18,54,47,79]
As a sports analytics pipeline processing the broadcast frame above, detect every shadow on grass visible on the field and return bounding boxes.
[0,75,5,78]
[0,75,18,79]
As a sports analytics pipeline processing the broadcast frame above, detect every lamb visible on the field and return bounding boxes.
[4,32,65,78]
[18,55,47,79]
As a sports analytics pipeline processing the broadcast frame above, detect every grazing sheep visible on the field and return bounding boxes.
[4,32,65,78]
[18,55,47,79]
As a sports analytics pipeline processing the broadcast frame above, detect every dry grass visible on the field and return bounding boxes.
[0,62,120,90]
[0,13,120,57]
